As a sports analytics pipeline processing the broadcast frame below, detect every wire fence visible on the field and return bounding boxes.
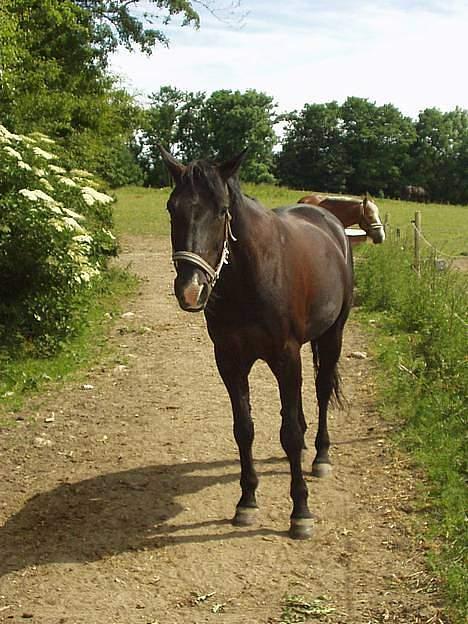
[382,211,468,328]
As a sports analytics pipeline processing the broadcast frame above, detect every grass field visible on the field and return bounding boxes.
[113,185,467,256]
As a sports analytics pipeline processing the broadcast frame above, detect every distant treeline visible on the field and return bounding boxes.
[136,87,468,204]
[1,1,467,203]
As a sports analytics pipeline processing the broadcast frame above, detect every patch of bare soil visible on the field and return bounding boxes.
[0,236,445,624]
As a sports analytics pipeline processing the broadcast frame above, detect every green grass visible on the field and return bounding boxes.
[354,238,467,624]
[0,268,138,422]
[113,185,170,237]
[369,198,467,257]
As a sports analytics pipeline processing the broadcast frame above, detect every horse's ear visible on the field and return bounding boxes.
[218,147,249,181]
[158,144,185,184]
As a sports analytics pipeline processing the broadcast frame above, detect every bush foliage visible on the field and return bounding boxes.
[0,124,118,354]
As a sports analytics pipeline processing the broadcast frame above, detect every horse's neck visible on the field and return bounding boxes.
[232,195,272,243]
[226,194,275,276]
[323,199,361,228]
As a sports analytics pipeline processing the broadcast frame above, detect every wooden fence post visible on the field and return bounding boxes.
[413,211,421,275]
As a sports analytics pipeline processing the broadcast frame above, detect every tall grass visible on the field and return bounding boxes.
[355,235,467,623]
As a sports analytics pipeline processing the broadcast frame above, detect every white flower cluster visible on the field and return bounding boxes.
[1,124,117,293]
[81,186,113,206]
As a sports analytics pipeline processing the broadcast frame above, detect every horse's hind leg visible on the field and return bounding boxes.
[214,347,258,526]
[311,321,344,478]
[271,342,313,539]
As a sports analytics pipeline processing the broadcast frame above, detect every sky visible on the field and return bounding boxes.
[109,0,468,120]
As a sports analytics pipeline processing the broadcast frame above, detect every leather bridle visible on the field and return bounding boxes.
[172,210,236,287]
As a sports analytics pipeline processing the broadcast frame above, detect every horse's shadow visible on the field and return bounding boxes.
[0,457,287,578]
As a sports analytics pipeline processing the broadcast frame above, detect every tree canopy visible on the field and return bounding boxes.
[0,0,206,184]
[276,97,467,203]
[139,86,278,185]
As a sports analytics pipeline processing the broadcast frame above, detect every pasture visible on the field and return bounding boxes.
[114,185,467,256]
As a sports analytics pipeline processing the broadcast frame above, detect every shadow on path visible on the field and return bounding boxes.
[0,457,287,577]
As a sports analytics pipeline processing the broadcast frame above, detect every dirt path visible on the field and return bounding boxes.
[0,236,444,624]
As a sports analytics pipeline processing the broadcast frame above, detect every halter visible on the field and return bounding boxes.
[358,201,384,233]
[172,210,236,287]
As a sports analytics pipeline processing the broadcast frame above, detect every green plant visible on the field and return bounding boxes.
[0,124,118,354]
[280,594,334,623]
[355,236,467,623]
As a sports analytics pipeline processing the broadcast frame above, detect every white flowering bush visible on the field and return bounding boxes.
[0,125,118,353]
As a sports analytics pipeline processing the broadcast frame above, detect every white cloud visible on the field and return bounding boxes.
[109,0,468,118]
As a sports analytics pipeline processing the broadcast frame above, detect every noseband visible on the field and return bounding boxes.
[172,210,236,287]
[358,201,384,233]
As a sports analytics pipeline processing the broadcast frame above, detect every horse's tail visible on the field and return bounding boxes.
[310,341,344,409]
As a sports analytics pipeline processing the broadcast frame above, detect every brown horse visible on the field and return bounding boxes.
[297,193,385,244]
[159,146,354,539]
[402,185,429,203]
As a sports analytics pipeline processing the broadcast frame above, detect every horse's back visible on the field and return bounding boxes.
[274,204,350,262]
[269,204,352,342]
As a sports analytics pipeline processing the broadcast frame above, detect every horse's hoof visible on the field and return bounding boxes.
[232,506,258,527]
[311,462,332,478]
[289,517,314,540]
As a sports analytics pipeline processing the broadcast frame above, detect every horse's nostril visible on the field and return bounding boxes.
[175,273,212,311]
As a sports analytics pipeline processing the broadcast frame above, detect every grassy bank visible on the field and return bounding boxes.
[354,234,467,623]
[0,268,138,420]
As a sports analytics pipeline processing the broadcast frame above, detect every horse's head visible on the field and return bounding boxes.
[360,195,385,244]
[159,145,247,312]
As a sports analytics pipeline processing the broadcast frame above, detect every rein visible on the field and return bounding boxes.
[172,210,236,287]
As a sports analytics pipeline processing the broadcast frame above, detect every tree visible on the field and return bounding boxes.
[0,1,226,185]
[340,97,415,197]
[139,87,278,185]
[408,107,468,203]
[276,102,349,192]
[139,86,208,186]
[203,89,277,183]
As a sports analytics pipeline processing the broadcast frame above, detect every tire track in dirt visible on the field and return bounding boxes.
[0,236,444,624]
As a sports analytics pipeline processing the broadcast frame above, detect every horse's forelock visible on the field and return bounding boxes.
[182,159,242,212]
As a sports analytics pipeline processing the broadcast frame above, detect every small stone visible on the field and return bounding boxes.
[34,436,52,448]
[349,351,367,359]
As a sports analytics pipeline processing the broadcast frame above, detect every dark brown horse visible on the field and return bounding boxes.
[159,146,354,539]
[402,185,429,203]
[297,193,385,244]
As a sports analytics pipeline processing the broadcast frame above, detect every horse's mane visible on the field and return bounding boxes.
[182,159,244,212]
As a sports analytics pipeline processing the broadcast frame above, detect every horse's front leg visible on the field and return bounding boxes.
[214,347,258,526]
[272,343,313,540]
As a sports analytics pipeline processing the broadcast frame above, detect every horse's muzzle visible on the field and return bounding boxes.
[174,271,211,312]
[368,225,386,244]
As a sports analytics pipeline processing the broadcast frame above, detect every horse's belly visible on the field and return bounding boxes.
[304,299,343,341]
